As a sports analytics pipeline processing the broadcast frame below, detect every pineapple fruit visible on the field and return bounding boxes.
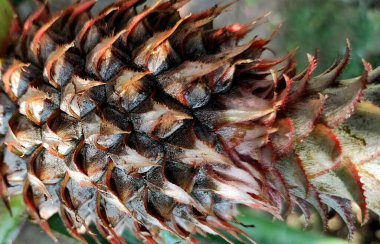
[1,0,380,243]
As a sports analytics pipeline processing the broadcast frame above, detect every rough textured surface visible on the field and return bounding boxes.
[1,0,380,243]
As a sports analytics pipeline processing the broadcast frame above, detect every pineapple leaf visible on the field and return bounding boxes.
[336,102,380,217]
[336,102,380,164]
[320,194,356,240]
[364,83,380,106]
[0,196,26,243]
[296,124,367,223]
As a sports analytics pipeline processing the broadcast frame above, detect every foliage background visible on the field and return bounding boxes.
[1,0,380,243]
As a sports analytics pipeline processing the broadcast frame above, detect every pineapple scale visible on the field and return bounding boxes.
[1,0,380,243]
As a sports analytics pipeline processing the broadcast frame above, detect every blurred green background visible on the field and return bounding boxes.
[1,0,380,243]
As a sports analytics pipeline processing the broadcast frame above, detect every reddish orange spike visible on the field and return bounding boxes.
[143,15,190,66]
[308,40,351,93]
[76,6,119,50]
[142,188,182,237]
[197,218,235,244]
[22,88,53,126]
[59,172,71,207]
[66,0,97,27]
[94,122,130,152]
[186,0,238,23]
[22,178,57,242]
[154,14,190,50]
[101,0,140,15]
[72,138,91,177]
[71,76,105,94]
[226,12,271,41]
[238,52,295,75]
[341,158,369,225]
[59,173,98,243]
[170,213,191,238]
[123,0,163,42]
[208,216,256,243]
[27,146,53,199]
[322,59,369,128]
[104,158,115,187]
[25,105,42,126]
[60,206,89,244]
[92,30,126,73]
[67,104,81,121]
[95,191,127,244]
[287,54,317,104]
[2,61,30,102]
[44,42,74,88]
[31,13,62,59]
[275,74,292,109]
[22,3,49,35]
[96,158,144,226]
[118,70,151,95]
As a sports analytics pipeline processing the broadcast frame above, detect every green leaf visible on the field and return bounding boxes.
[0,0,16,52]
[121,229,141,244]
[131,209,348,244]
[194,208,347,244]
[0,196,26,243]
[235,208,348,244]
[48,214,72,238]
[160,231,188,244]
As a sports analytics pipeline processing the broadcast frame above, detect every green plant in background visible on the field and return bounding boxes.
[44,209,349,244]
[1,0,380,243]
[277,0,374,78]
[0,196,26,243]
[0,0,16,52]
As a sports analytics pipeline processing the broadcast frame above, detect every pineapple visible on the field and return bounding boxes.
[1,0,380,243]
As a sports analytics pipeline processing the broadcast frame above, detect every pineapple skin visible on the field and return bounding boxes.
[0,0,380,243]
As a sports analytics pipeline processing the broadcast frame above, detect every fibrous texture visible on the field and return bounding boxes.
[1,0,380,243]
